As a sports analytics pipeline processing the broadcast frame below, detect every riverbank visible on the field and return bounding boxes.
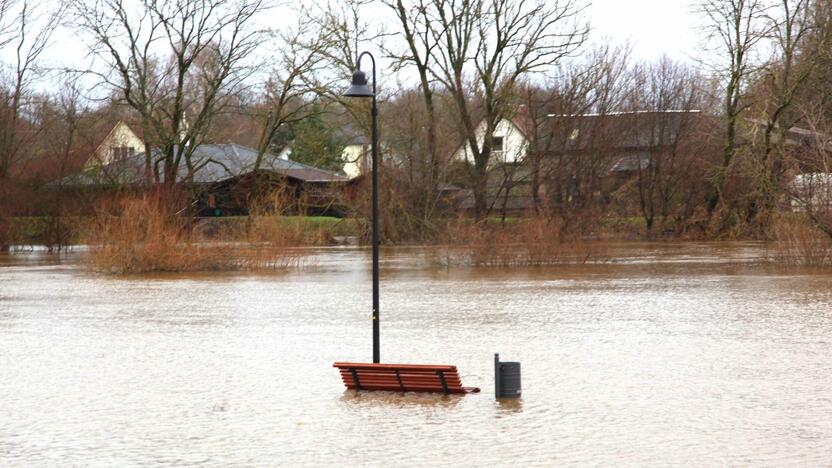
[5,211,832,272]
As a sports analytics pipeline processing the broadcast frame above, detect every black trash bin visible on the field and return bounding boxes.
[494,353,521,399]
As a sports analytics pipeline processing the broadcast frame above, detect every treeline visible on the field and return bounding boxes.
[1,0,832,248]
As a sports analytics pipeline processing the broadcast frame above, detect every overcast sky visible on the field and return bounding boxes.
[588,0,702,61]
[31,0,706,91]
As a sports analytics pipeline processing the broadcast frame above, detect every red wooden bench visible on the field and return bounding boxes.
[334,362,480,394]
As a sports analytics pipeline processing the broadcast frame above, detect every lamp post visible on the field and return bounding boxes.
[343,51,380,364]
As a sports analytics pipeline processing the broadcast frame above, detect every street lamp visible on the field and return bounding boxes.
[343,51,380,364]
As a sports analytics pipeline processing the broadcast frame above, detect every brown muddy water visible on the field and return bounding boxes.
[1,242,831,466]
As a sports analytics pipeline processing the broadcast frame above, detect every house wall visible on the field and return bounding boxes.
[453,119,528,165]
[275,146,292,160]
[341,143,369,178]
[85,121,143,169]
[791,173,832,211]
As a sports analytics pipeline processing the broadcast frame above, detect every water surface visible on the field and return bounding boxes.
[1,242,831,466]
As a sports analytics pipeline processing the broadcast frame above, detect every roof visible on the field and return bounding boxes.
[61,143,349,186]
[455,109,707,161]
[540,110,706,151]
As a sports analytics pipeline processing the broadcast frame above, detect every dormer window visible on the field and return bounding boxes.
[111,145,135,162]
[492,136,504,153]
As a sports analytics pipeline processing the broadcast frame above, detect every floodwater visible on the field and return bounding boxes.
[1,242,831,466]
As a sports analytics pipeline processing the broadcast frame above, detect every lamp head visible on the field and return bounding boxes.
[343,69,373,98]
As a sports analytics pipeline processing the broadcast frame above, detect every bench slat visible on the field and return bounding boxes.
[335,362,458,371]
[339,370,463,381]
[334,362,480,394]
[339,371,462,382]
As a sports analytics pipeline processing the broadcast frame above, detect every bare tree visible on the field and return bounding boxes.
[0,0,63,250]
[304,0,385,167]
[383,0,445,231]
[252,15,333,171]
[37,79,88,251]
[624,58,709,232]
[0,0,63,181]
[698,0,771,216]
[425,0,588,219]
[0,0,20,50]
[523,45,630,231]
[786,105,832,239]
[72,0,268,193]
[750,0,831,221]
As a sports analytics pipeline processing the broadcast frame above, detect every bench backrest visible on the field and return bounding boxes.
[333,362,479,394]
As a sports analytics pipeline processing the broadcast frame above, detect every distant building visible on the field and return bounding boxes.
[452,110,708,215]
[66,134,349,216]
[452,116,530,165]
[792,173,832,211]
[84,120,144,169]
[341,136,370,179]
[269,124,367,179]
[334,124,370,179]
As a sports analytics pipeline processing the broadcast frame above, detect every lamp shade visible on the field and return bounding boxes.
[343,69,373,97]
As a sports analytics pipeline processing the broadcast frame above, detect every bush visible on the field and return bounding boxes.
[84,195,299,274]
[432,215,605,267]
[770,215,832,267]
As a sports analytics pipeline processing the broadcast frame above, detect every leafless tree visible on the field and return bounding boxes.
[0,0,63,250]
[36,79,88,251]
[522,45,630,231]
[72,0,269,192]
[624,58,709,232]
[302,0,385,174]
[698,0,771,216]
[252,15,333,170]
[383,0,445,230]
[0,0,20,49]
[0,0,63,181]
[749,0,831,220]
[425,0,589,219]
[786,105,832,239]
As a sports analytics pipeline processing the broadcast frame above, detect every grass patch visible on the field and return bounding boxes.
[200,216,361,240]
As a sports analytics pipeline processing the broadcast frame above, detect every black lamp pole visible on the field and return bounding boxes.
[343,51,380,364]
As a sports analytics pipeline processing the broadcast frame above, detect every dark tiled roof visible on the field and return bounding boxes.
[539,110,704,151]
[62,143,348,186]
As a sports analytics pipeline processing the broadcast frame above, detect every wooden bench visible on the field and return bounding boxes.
[334,362,480,394]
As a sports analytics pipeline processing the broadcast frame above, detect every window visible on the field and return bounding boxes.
[492,136,504,152]
[111,145,136,162]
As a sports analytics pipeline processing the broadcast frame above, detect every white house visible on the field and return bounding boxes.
[341,142,370,178]
[453,117,529,165]
[84,120,144,169]
[271,145,296,162]
[792,173,832,211]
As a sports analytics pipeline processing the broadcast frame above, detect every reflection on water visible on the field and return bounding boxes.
[339,391,465,409]
[495,398,524,414]
[1,242,832,465]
